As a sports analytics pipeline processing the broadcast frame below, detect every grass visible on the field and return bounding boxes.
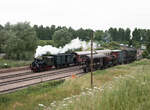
[0,58,32,69]
[47,59,150,110]
[0,59,149,110]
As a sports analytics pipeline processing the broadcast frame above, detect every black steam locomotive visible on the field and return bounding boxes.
[30,53,75,72]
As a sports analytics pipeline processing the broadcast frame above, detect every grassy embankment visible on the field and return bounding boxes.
[0,58,32,69]
[0,59,150,110]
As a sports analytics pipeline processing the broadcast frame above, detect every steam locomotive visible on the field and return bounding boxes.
[30,47,137,72]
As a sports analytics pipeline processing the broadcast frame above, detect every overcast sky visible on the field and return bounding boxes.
[0,0,150,30]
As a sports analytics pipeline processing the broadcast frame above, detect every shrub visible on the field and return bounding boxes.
[142,50,149,58]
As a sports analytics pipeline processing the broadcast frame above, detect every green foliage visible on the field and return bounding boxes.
[132,28,148,43]
[94,30,105,42]
[132,41,141,48]
[96,71,150,110]
[0,63,11,68]
[147,55,150,59]
[108,28,131,42]
[5,22,38,60]
[76,28,93,41]
[0,58,32,69]
[146,31,150,53]
[102,41,120,49]
[37,40,55,46]
[52,28,72,47]
[47,59,150,110]
[142,50,149,58]
[0,29,11,53]
[33,25,53,40]
[31,25,150,49]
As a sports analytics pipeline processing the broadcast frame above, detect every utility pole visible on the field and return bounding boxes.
[91,31,94,88]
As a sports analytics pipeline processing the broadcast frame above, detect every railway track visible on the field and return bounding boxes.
[0,66,83,94]
[0,66,29,73]
[0,70,31,78]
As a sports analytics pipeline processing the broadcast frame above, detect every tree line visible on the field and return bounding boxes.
[0,22,150,60]
[33,25,150,46]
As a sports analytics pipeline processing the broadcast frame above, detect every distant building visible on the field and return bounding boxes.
[141,45,146,50]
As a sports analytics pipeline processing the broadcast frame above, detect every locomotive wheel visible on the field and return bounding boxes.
[36,68,39,72]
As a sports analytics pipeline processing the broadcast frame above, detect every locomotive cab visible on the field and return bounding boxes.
[42,56,54,66]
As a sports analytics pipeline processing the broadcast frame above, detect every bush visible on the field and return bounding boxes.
[147,55,150,59]
[142,50,149,58]
[37,40,55,46]
[102,41,120,49]
[0,63,11,68]
[0,58,32,69]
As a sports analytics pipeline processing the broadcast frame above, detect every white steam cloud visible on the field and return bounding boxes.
[35,37,97,58]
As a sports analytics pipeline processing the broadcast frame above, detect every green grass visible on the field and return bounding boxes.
[0,59,150,110]
[47,59,150,110]
[0,58,32,69]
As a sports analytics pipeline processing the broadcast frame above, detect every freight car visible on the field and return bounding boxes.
[123,48,137,63]
[82,48,137,72]
[73,51,96,65]
[82,53,106,72]
[96,50,117,67]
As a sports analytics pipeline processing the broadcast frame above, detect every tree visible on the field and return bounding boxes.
[52,28,72,47]
[132,28,141,42]
[49,25,56,39]
[68,27,77,39]
[0,29,11,53]
[0,24,3,30]
[146,30,150,53]
[125,28,131,41]
[108,28,118,41]
[76,28,93,41]
[5,22,37,60]
[94,30,105,42]
[118,28,125,42]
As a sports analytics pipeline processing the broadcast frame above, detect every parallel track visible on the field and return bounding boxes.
[0,66,83,94]
[0,67,80,86]
[0,66,29,73]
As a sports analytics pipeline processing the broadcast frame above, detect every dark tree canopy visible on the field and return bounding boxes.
[52,28,72,47]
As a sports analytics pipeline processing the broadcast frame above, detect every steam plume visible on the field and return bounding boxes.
[35,37,97,58]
